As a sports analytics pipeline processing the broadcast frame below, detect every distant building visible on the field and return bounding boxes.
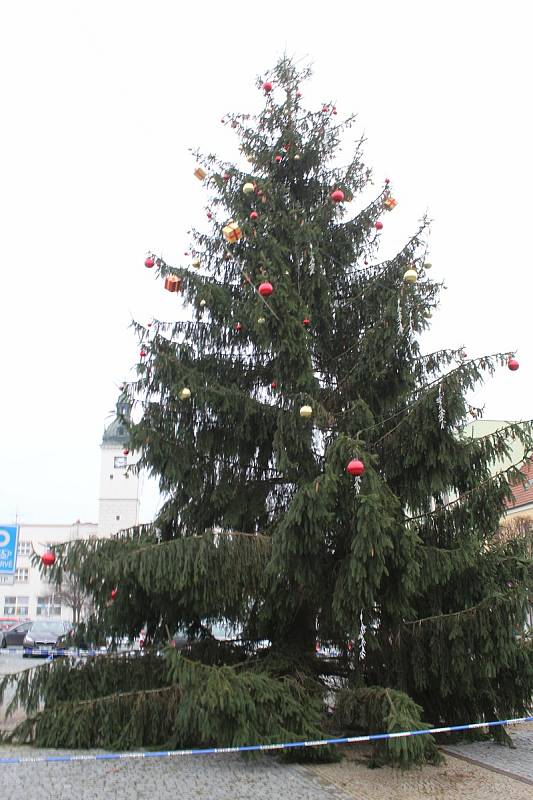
[463,419,532,521]
[98,393,140,535]
[0,393,141,622]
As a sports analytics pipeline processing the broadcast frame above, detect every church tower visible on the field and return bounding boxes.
[98,393,140,536]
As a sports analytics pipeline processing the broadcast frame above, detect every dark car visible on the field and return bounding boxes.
[0,620,34,648]
[22,621,72,656]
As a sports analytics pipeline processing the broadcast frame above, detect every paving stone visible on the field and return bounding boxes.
[0,748,352,800]
[442,725,533,783]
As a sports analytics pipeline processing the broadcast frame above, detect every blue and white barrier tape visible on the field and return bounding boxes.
[1,715,532,766]
[0,647,138,658]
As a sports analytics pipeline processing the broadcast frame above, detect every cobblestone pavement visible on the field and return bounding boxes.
[442,724,533,783]
[0,749,352,800]
[2,735,533,800]
[307,724,533,800]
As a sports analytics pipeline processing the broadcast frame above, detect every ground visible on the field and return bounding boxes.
[1,651,532,799]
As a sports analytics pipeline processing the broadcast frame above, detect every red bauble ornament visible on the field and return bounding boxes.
[303,318,311,326]
[110,588,118,600]
[508,358,519,371]
[144,256,155,269]
[123,448,129,455]
[140,349,147,358]
[296,90,302,98]
[374,221,384,231]
[207,212,213,220]
[384,178,390,185]
[322,105,329,112]
[41,550,56,567]
[258,281,273,297]
[346,459,365,477]
[250,211,258,220]
[223,173,230,181]
[332,107,337,115]
[262,81,273,93]
[271,381,277,389]
[274,155,282,163]
[234,322,242,332]
[330,189,345,203]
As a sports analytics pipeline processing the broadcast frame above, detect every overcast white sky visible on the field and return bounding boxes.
[1,1,531,525]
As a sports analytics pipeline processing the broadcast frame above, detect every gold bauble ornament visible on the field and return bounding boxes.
[299,405,313,418]
[243,182,255,195]
[199,299,206,307]
[294,154,301,160]
[403,269,418,284]
[179,388,191,400]
[192,258,201,269]
[257,316,266,325]
[424,261,432,269]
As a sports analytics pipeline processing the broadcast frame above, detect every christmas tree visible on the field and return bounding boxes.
[2,58,532,766]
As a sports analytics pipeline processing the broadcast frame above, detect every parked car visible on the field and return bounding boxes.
[22,621,72,657]
[0,620,34,648]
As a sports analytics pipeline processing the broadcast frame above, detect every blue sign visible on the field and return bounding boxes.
[0,525,19,574]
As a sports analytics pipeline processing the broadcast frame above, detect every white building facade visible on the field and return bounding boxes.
[0,394,141,623]
[98,394,140,536]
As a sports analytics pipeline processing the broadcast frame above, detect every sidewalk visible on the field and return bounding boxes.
[305,723,533,800]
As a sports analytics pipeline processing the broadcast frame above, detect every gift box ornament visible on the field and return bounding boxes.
[194,167,207,180]
[222,221,242,243]
[164,275,182,293]
[384,197,397,210]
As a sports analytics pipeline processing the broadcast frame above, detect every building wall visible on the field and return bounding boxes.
[0,522,97,622]
[98,444,140,535]
[1,396,144,625]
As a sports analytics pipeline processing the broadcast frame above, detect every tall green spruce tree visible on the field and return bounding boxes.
[2,58,532,765]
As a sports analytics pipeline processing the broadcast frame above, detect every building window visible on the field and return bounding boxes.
[0,575,14,585]
[36,596,62,617]
[17,541,32,557]
[114,456,127,469]
[109,474,114,479]
[3,596,29,616]
[115,515,120,521]
[14,568,29,583]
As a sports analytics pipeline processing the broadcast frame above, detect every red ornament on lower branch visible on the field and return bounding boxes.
[110,589,118,601]
[41,550,56,567]
[302,318,311,327]
[234,322,242,332]
[144,256,155,268]
[346,459,365,477]
[374,221,383,231]
[508,358,519,371]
